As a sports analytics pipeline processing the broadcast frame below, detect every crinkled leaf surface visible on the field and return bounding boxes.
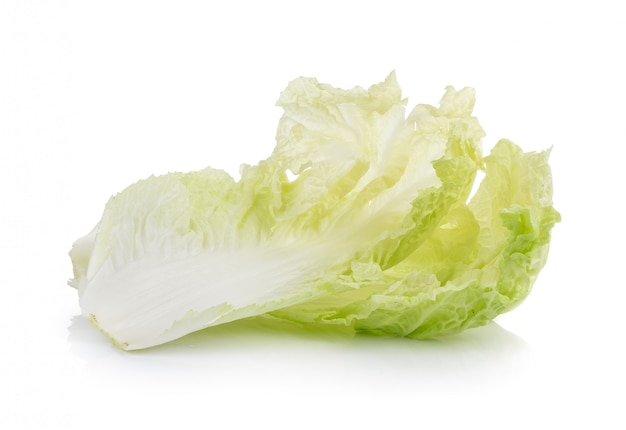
[69,73,558,350]
[270,140,560,338]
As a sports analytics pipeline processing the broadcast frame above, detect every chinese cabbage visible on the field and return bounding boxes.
[68,73,558,349]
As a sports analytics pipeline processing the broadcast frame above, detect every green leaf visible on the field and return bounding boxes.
[69,73,557,349]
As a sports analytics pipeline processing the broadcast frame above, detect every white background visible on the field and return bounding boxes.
[1,1,624,428]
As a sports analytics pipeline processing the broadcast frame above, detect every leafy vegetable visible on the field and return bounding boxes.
[68,73,559,350]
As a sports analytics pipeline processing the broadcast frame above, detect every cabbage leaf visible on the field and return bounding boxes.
[69,73,558,349]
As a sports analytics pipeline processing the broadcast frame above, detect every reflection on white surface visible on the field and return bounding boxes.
[68,313,531,395]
